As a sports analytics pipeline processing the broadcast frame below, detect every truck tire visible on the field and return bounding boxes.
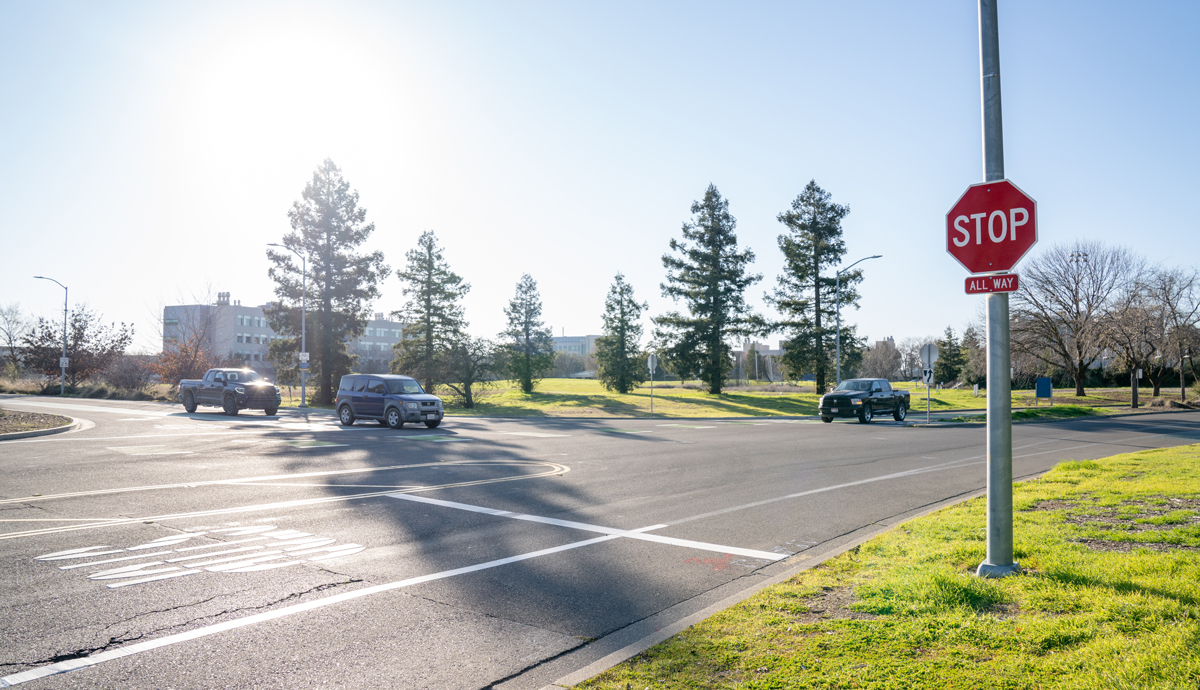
[857,405,873,424]
[424,420,441,429]
[182,391,197,414]
[893,403,907,422]
[385,407,404,429]
[223,394,239,416]
[264,407,278,416]
[338,405,355,426]
[821,416,833,423]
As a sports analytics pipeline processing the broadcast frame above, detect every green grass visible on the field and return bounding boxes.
[579,444,1200,689]
[948,405,1117,424]
[440,379,822,418]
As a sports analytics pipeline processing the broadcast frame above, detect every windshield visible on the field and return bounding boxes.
[386,379,425,395]
[834,380,872,392]
[227,370,262,383]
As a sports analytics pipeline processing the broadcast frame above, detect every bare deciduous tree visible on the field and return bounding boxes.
[1150,266,1200,400]
[1011,241,1140,396]
[859,341,901,380]
[0,302,29,378]
[897,336,934,379]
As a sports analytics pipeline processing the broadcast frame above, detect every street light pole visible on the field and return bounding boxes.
[33,276,67,395]
[267,244,308,408]
[835,255,882,385]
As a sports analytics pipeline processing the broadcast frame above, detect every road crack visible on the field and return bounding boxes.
[2,577,363,672]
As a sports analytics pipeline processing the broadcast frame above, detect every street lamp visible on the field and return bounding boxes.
[835,255,882,386]
[267,243,307,408]
[33,276,68,396]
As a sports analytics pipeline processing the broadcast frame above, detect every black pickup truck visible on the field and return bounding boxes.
[819,378,910,423]
[177,368,281,416]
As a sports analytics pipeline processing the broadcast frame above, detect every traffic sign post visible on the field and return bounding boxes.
[920,342,938,424]
[647,354,658,415]
[959,0,1020,580]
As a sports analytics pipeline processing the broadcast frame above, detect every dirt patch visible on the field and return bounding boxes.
[0,408,71,435]
[1073,539,1200,554]
[792,587,877,624]
[1026,500,1081,512]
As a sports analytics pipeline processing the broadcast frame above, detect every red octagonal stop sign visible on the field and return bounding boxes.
[946,179,1037,274]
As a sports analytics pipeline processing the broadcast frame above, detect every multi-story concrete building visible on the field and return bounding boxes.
[162,293,406,374]
[551,334,600,356]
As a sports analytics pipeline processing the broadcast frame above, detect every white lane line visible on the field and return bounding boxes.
[0,529,657,688]
[3,401,177,417]
[0,460,548,507]
[387,493,785,562]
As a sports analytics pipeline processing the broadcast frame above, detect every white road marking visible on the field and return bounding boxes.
[387,494,785,562]
[0,529,661,687]
[4,401,176,417]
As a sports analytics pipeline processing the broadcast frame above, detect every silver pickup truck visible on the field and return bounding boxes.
[177,368,281,416]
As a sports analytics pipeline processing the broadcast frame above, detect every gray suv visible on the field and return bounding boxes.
[335,374,445,429]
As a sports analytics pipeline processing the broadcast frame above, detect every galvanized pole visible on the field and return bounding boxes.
[299,253,307,409]
[34,276,68,395]
[835,275,842,386]
[976,0,1019,578]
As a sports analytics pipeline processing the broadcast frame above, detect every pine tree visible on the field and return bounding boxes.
[266,159,389,404]
[500,274,555,393]
[654,184,763,394]
[767,180,861,393]
[390,230,470,392]
[934,326,964,384]
[596,273,648,394]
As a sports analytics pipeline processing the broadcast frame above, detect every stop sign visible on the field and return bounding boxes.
[946,179,1037,274]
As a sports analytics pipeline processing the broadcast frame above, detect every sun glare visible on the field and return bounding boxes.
[160,7,425,191]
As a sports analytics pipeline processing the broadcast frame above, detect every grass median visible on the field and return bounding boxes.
[580,444,1200,689]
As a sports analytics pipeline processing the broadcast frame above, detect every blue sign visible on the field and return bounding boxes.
[299,363,310,371]
[1035,377,1052,398]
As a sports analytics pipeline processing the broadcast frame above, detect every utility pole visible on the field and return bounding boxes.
[976,0,1019,579]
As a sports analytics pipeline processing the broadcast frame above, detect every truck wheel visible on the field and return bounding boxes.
[222,394,239,416]
[182,392,197,414]
[893,404,907,422]
[424,420,441,429]
[338,405,355,426]
[264,407,278,416]
[821,416,833,423]
[385,407,404,429]
[857,406,873,424]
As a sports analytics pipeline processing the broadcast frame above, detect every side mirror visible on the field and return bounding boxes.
[872,387,881,393]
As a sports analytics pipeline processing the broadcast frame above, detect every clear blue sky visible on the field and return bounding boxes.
[3,1,1197,353]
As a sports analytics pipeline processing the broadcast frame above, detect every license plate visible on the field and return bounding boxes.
[830,408,838,413]
[425,413,437,420]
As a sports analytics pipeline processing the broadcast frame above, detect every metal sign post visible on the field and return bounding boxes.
[920,343,939,424]
[647,354,658,415]
[975,0,1019,579]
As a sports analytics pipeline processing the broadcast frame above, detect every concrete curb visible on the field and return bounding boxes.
[0,417,81,441]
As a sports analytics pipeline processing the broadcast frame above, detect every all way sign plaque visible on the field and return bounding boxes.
[965,273,1019,295]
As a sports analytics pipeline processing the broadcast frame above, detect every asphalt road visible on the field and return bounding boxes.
[1,396,1198,689]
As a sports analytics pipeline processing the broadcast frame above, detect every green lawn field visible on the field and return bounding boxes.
[580,443,1200,689]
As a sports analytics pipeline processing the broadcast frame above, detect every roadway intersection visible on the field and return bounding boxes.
[1,396,1198,689]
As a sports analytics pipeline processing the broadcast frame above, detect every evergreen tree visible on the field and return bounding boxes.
[499,274,554,393]
[934,326,964,384]
[390,230,470,392]
[767,180,861,393]
[266,159,389,404]
[596,273,648,394]
[654,184,764,394]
